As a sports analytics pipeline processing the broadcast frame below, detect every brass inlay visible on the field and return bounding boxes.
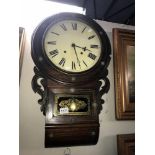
[59,98,87,112]
[54,94,91,116]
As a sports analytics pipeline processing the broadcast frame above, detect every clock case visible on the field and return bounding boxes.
[31,13,111,147]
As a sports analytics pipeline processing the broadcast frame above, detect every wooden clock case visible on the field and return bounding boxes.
[31,13,111,147]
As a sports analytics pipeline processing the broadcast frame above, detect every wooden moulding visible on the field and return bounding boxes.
[117,134,135,155]
[19,27,26,83]
[113,28,135,120]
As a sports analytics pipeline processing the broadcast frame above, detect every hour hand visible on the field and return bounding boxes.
[72,44,93,53]
[72,44,84,50]
[83,47,93,53]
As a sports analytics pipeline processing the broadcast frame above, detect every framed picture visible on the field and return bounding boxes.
[113,28,135,120]
[117,134,135,155]
[19,27,26,83]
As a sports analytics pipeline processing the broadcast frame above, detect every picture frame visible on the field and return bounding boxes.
[117,134,135,155]
[19,27,26,83]
[113,28,135,120]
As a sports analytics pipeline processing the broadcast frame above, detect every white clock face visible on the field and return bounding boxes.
[44,19,102,73]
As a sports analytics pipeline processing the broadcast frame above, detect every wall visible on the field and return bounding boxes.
[19,20,135,155]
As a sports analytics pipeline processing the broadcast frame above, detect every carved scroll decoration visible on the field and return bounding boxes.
[96,55,111,114]
[31,66,48,115]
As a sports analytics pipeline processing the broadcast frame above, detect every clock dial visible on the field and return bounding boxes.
[44,20,102,73]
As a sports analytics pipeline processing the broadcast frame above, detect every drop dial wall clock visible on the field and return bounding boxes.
[31,13,111,147]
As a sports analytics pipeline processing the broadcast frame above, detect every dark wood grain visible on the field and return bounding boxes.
[45,123,99,147]
[117,134,135,155]
[44,77,100,147]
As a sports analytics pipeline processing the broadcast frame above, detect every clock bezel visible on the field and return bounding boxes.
[42,18,102,73]
[31,13,111,84]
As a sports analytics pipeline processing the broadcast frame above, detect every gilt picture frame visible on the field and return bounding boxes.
[113,28,135,120]
[19,27,26,83]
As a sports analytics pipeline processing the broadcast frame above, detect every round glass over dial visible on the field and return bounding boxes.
[44,19,102,73]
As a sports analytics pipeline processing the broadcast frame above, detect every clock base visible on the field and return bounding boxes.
[45,123,99,147]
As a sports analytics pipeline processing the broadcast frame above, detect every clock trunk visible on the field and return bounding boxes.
[44,79,100,147]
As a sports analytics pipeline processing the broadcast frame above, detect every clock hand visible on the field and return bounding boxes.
[73,44,84,50]
[72,44,81,68]
[83,47,93,53]
[73,44,93,53]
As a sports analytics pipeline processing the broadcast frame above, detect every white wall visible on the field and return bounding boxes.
[19,20,135,155]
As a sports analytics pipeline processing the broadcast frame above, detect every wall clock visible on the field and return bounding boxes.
[31,12,111,147]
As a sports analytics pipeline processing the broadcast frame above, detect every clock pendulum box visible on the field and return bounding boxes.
[31,13,111,147]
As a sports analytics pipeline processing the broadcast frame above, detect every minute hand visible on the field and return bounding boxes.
[72,45,81,67]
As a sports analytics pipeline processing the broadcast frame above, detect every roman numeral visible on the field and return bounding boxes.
[83,60,87,67]
[88,35,95,40]
[88,53,97,60]
[72,23,77,30]
[90,45,99,49]
[60,24,67,31]
[47,41,56,45]
[72,61,76,70]
[51,32,59,36]
[59,58,66,66]
[82,26,87,33]
[49,49,59,58]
